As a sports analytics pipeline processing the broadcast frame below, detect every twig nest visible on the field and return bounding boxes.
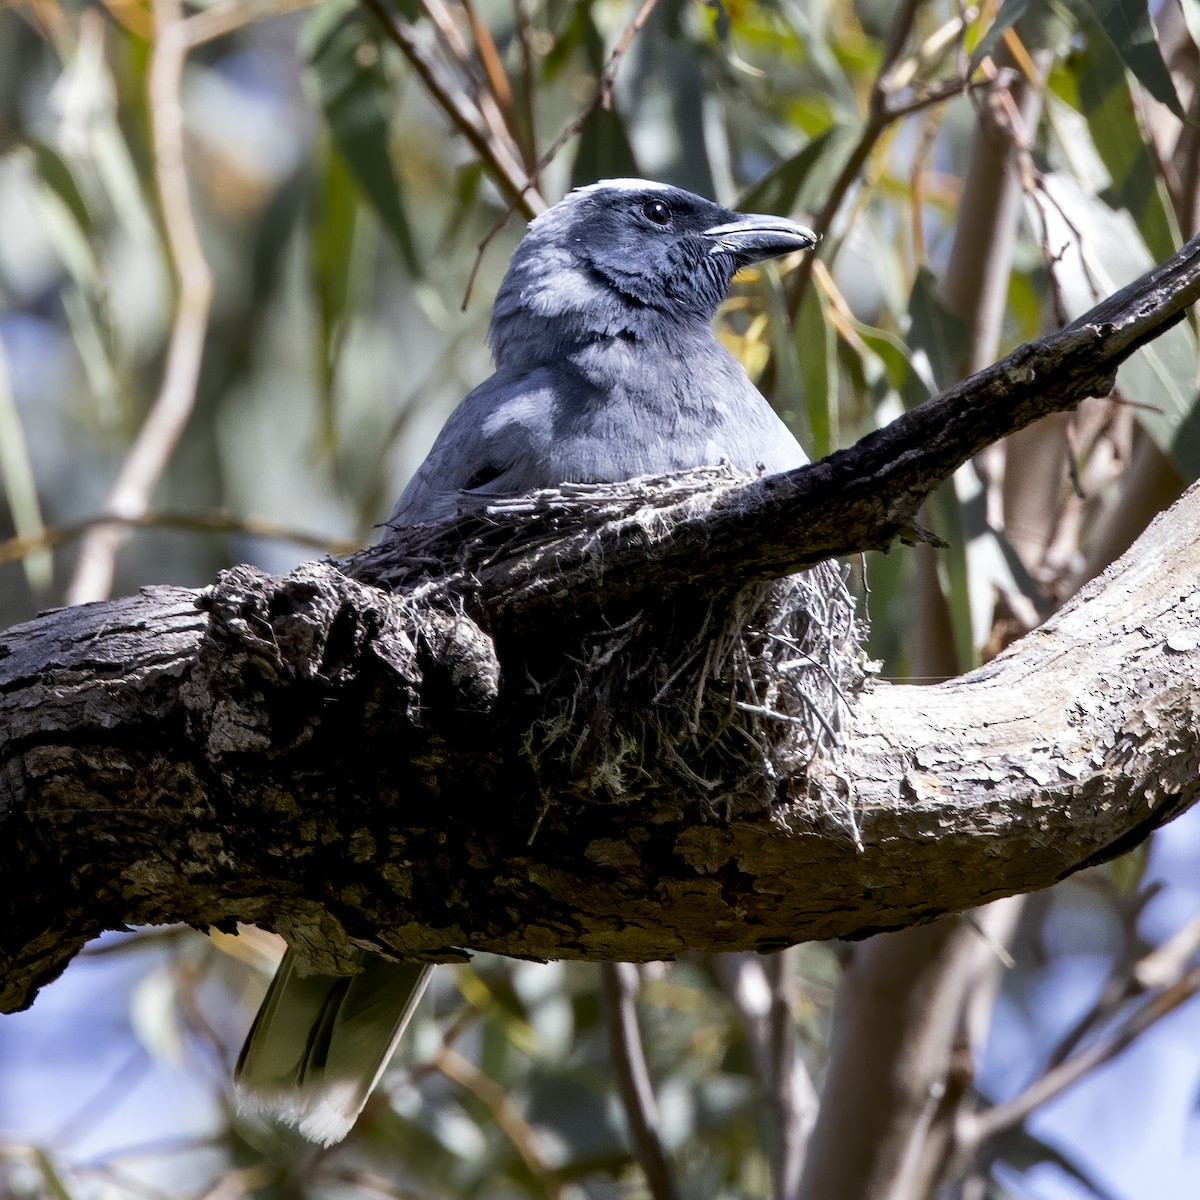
[346,467,868,835]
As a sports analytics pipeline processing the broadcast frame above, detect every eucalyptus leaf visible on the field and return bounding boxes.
[32,1149,77,1200]
[1072,25,1179,262]
[1036,172,1200,480]
[0,341,51,594]
[969,0,1031,75]
[738,124,860,218]
[309,141,360,427]
[304,0,418,273]
[25,138,94,236]
[905,268,972,393]
[570,105,640,187]
[1075,0,1186,119]
[796,281,837,459]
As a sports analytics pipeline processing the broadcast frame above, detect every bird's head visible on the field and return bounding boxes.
[488,179,818,367]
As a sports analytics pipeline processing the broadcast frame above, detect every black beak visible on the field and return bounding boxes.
[703,213,819,265]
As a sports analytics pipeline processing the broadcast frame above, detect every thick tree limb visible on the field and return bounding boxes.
[2,241,1199,1015]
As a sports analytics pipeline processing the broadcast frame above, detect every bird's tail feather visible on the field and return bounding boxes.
[236,947,432,1145]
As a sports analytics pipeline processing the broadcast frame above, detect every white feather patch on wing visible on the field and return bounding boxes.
[235,1082,359,1147]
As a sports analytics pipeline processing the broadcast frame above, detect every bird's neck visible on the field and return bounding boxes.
[487,249,720,371]
[489,306,717,373]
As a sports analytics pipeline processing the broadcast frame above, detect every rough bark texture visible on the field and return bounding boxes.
[2,237,1199,1016]
[2,478,1197,1015]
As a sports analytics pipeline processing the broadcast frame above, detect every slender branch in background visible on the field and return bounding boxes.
[361,0,540,218]
[763,952,816,1199]
[512,0,540,181]
[0,511,357,568]
[1041,908,1200,1073]
[907,100,945,265]
[418,0,475,64]
[943,43,1052,369]
[180,0,319,48]
[795,921,994,1200]
[1135,910,1200,988]
[419,0,525,176]
[325,1167,425,1200]
[535,0,659,173]
[65,0,214,606]
[968,963,1200,1145]
[458,0,514,113]
[715,954,818,1200]
[598,963,682,1200]
[884,72,993,120]
[51,1051,150,1147]
[781,0,926,318]
[771,3,1009,344]
[434,1046,565,1199]
[458,0,529,168]
[460,0,661,307]
[194,1167,277,1200]
[21,0,75,48]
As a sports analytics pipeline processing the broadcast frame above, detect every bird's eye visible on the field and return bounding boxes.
[642,199,672,226]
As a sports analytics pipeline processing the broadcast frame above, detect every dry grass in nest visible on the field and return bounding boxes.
[347,467,868,837]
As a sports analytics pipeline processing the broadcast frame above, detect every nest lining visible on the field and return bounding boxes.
[347,467,868,837]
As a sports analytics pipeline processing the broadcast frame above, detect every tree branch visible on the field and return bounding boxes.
[360,0,541,218]
[599,962,681,1200]
[65,0,214,606]
[2,240,1199,1017]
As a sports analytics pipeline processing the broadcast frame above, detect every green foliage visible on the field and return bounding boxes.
[303,0,419,271]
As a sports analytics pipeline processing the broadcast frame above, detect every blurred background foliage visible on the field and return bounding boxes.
[2,0,1200,1197]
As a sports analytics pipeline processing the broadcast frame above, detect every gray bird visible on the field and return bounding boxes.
[235,178,817,1144]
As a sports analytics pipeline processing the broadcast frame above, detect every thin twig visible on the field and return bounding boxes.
[460,0,660,306]
[715,954,817,1200]
[782,0,925,320]
[459,0,514,112]
[361,0,539,217]
[598,962,682,1200]
[0,511,357,567]
[536,0,660,171]
[419,0,525,176]
[65,0,214,605]
[24,0,74,48]
[1041,907,1200,1073]
[459,0,522,149]
[181,0,318,48]
[434,1046,565,1198]
[96,0,154,39]
[884,73,987,120]
[1135,910,1200,989]
[324,1167,425,1200]
[513,0,540,179]
[52,1051,150,1146]
[968,963,1200,1144]
[418,0,474,64]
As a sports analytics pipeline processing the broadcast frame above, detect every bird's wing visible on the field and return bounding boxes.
[385,349,807,530]
[384,369,576,528]
[236,947,432,1146]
